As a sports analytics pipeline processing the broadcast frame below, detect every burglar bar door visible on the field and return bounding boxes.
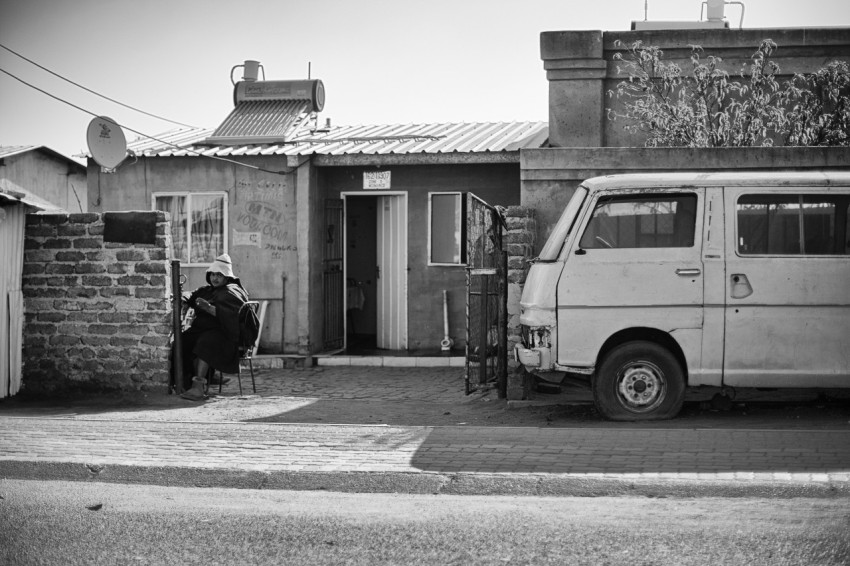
[323,198,344,350]
[465,193,507,397]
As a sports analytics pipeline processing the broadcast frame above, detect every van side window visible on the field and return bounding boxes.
[737,194,850,255]
[579,193,697,249]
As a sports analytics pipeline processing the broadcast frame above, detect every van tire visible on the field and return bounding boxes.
[593,341,685,421]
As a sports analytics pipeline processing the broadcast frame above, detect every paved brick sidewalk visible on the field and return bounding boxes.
[2,416,849,497]
[2,365,849,496]
[236,365,467,402]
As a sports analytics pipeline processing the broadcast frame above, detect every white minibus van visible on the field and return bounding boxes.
[515,172,850,420]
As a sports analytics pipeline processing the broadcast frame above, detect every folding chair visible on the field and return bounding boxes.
[215,300,267,395]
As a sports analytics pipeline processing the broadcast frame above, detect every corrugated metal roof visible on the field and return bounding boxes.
[0,145,86,169]
[126,121,548,159]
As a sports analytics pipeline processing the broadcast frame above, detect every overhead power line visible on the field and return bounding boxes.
[0,42,197,128]
[0,66,294,176]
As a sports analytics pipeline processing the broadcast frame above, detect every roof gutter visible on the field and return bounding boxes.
[311,151,522,167]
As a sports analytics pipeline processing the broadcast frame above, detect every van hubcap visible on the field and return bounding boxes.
[616,361,666,412]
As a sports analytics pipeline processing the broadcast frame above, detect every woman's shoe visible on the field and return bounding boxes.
[180,376,207,401]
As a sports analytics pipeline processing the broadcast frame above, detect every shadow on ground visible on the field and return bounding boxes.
[2,384,848,430]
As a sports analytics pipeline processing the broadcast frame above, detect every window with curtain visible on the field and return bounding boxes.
[153,192,227,264]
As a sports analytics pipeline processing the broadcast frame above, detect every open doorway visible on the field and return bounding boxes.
[343,192,407,353]
[345,195,377,350]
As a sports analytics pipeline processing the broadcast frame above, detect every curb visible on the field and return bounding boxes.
[3,461,849,499]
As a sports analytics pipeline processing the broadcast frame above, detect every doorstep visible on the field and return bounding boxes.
[314,355,465,368]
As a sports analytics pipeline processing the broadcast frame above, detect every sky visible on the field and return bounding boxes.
[1,0,848,162]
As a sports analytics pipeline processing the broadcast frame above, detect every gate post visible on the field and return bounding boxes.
[478,275,489,388]
[170,260,184,394]
[497,249,508,398]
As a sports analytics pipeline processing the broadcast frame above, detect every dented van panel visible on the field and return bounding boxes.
[516,172,850,420]
[516,256,563,371]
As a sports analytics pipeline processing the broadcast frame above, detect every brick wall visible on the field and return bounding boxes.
[503,206,536,400]
[21,212,172,395]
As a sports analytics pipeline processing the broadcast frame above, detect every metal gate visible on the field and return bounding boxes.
[323,198,344,350]
[465,194,507,397]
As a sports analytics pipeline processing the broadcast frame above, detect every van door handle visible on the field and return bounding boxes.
[675,268,701,277]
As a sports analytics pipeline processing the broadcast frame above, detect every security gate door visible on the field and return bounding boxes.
[323,199,344,350]
[465,194,507,397]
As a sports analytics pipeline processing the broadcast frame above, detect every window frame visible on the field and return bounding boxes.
[152,191,229,266]
[427,191,465,266]
[577,191,698,251]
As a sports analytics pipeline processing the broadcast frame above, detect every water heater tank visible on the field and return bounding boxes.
[706,0,726,20]
[233,79,325,112]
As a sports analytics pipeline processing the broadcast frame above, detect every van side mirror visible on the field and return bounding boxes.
[575,248,586,255]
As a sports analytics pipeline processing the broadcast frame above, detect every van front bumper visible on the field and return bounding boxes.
[514,344,553,370]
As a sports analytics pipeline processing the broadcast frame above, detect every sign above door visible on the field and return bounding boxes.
[363,171,391,190]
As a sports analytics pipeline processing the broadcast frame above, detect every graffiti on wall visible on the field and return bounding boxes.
[234,179,296,258]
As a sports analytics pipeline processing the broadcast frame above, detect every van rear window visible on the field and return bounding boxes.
[737,194,850,255]
[579,193,697,249]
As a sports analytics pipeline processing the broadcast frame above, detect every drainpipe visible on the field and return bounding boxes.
[441,289,454,351]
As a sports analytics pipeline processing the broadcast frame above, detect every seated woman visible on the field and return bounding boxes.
[180,253,250,401]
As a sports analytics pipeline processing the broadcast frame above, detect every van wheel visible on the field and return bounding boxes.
[593,341,685,421]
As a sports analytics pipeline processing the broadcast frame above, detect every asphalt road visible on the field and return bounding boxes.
[2,479,849,566]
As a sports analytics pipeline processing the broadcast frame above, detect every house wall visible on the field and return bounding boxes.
[87,156,305,355]
[521,147,850,250]
[541,27,850,148]
[321,163,521,351]
[88,155,525,355]
[2,151,87,212]
[21,212,171,394]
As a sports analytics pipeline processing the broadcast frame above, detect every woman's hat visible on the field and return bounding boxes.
[207,253,235,278]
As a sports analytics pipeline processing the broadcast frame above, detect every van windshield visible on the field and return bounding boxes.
[537,186,588,261]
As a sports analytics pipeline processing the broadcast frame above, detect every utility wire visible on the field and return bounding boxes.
[0,42,197,128]
[0,66,295,176]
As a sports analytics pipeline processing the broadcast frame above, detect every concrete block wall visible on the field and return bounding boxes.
[541,27,850,148]
[21,212,172,395]
[521,146,850,252]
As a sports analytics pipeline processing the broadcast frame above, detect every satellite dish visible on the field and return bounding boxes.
[86,116,127,169]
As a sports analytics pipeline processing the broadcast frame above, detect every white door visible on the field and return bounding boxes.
[723,186,850,387]
[376,194,408,349]
[0,205,26,398]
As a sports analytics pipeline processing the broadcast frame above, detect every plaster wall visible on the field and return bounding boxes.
[521,146,850,250]
[87,156,303,354]
[2,151,86,212]
[541,27,850,147]
[321,163,521,351]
